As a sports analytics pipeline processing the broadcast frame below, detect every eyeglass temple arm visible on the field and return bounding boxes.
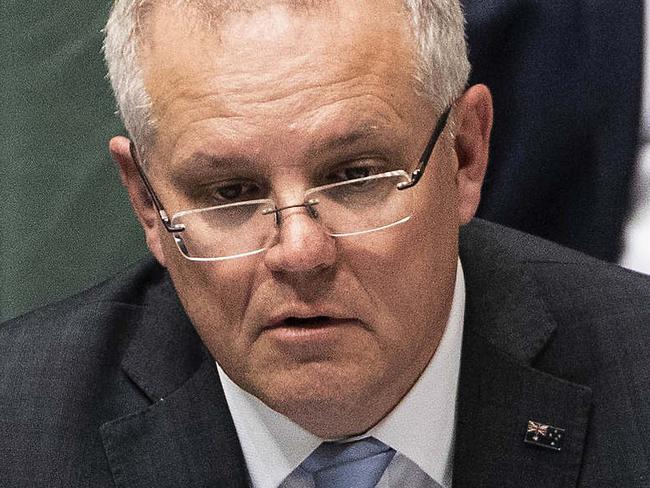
[397,106,452,190]
[128,141,185,233]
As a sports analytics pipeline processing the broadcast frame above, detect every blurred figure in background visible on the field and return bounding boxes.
[465,0,648,271]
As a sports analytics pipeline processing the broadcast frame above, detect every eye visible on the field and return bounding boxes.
[211,181,263,204]
[326,164,382,184]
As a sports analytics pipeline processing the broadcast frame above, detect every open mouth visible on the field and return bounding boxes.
[261,315,360,345]
[277,316,335,328]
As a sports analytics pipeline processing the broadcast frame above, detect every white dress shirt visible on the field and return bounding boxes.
[217,259,466,488]
[620,0,650,273]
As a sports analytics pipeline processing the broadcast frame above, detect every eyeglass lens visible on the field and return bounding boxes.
[170,171,413,261]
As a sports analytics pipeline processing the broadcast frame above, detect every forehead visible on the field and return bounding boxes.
[141,0,425,167]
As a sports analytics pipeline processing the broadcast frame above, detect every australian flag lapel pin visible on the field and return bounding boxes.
[524,420,565,451]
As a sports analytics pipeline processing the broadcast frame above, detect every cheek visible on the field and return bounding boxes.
[338,195,458,354]
[163,240,258,362]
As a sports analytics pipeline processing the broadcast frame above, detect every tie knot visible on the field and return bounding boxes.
[301,437,391,473]
[300,437,395,488]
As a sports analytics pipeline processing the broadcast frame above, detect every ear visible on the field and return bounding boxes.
[109,136,167,266]
[452,84,493,224]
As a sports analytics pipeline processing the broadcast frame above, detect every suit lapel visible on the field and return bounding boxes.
[99,275,249,488]
[454,222,593,487]
[101,359,249,488]
[453,334,592,488]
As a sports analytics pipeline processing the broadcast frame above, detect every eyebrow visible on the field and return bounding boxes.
[168,153,260,187]
[306,124,397,158]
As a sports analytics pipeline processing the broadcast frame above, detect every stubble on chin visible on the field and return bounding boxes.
[238,355,399,438]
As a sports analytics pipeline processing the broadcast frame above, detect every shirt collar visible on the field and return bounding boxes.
[217,259,465,488]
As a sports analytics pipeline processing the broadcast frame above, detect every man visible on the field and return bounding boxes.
[1,1,648,487]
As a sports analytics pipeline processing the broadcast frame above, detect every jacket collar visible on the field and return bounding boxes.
[119,276,209,402]
[101,358,250,487]
[100,271,250,487]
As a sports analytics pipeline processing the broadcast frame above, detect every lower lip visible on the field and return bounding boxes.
[262,319,358,344]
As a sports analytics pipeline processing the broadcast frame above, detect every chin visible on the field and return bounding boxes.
[246,359,389,436]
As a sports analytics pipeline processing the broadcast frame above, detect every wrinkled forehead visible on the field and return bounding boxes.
[135,0,427,172]
[142,3,418,124]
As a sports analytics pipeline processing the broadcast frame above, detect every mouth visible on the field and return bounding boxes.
[260,313,361,347]
[255,302,368,352]
[265,316,348,330]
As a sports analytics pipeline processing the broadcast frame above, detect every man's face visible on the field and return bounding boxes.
[122,0,489,437]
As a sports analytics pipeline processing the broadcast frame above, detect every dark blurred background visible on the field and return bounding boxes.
[1,2,147,321]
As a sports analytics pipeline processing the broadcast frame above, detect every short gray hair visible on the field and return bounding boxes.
[103,0,470,156]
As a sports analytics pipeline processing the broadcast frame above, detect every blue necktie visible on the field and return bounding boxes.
[299,437,396,488]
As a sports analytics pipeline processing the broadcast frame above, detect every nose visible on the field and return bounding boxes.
[263,205,337,274]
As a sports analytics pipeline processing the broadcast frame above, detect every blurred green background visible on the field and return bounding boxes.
[1,2,148,321]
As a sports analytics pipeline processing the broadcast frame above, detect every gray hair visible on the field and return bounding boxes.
[103,0,470,156]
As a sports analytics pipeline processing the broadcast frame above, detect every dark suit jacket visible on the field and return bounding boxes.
[1,220,649,487]
[465,0,643,262]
